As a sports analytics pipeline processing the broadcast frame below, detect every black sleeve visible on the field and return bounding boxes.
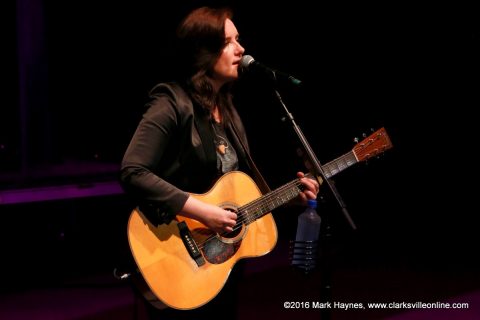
[120,93,189,225]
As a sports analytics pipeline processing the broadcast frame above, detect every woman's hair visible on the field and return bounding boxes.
[176,7,235,118]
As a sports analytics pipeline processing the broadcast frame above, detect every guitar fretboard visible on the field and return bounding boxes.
[239,178,304,225]
[238,151,359,224]
[322,151,358,178]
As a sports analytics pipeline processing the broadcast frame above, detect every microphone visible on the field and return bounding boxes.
[239,55,302,86]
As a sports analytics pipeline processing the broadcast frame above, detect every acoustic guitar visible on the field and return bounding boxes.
[127,127,392,310]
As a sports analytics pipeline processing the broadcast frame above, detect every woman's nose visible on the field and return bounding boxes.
[235,41,245,55]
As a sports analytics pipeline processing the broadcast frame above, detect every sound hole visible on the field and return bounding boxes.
[199,203,248,264]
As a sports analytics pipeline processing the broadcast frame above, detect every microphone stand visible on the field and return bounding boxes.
[274,90,356,230]
[273,89,356,320]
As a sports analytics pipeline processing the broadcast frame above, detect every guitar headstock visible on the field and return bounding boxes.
[353,127,393,162]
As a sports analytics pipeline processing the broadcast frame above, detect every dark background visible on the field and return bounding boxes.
[1,1,479,319]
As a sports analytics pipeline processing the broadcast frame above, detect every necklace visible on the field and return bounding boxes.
[212,106,221,123]
[211,121,227,155]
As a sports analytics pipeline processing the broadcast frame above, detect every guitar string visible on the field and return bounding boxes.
[236,151,353,227]
[194,179,302,249]
[322,151,356,178]
[194,178,304,249]
[191,135,386,250]
[189,177,300,249]
[232,180,301,226]
[195,195,301,249]
[224,175,306,226]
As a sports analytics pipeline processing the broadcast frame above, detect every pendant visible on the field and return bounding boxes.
[217,144,226,155]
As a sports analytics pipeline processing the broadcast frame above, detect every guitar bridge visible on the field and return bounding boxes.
[177,221,205,266]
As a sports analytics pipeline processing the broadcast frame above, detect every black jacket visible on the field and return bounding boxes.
[120,82,251,225]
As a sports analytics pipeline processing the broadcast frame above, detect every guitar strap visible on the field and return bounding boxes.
[229,122,271,194]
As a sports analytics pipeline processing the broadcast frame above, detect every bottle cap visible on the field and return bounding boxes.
[307,199,317,208]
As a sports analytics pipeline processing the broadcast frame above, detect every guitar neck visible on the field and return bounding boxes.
[321,150,358,179]
[238,177,303,224]
[239,151,358,224]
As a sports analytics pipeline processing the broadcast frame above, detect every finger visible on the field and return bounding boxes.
[308,178,320,193]
[309,181,319,193]
[301,178,317,193]
[303,190,317,200]
[228,211,238,221]
[224,219,236,231]
[226,219,236,227]
[298,192,308,204]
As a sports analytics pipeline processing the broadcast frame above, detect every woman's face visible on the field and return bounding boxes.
[212,18,245,87]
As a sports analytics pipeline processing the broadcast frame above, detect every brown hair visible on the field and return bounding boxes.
[176,7,234,116]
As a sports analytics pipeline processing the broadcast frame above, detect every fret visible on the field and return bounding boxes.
[322,151,358,179]
[240,181,302,225]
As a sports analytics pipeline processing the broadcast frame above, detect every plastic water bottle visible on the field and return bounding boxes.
[292,199,321,271]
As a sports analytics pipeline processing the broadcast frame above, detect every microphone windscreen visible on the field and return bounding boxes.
[240,55,255,71]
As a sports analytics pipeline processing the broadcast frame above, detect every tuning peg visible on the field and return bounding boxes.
[353,137,359,143]
[370,128,375,132]
[362,132,367,138]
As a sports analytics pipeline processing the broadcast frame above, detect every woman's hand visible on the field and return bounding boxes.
[296,171,320,205]
[180,196,237,234]
[202,205,238,234]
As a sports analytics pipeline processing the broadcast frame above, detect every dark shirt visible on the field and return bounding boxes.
[212,120,239,175]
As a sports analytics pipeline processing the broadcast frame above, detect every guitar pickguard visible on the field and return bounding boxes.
[194,223,247,264]
[202,236,242,264]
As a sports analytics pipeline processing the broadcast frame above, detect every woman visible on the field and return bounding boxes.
[120,6,319,319]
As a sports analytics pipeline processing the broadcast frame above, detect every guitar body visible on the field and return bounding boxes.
[127,171,278,310]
